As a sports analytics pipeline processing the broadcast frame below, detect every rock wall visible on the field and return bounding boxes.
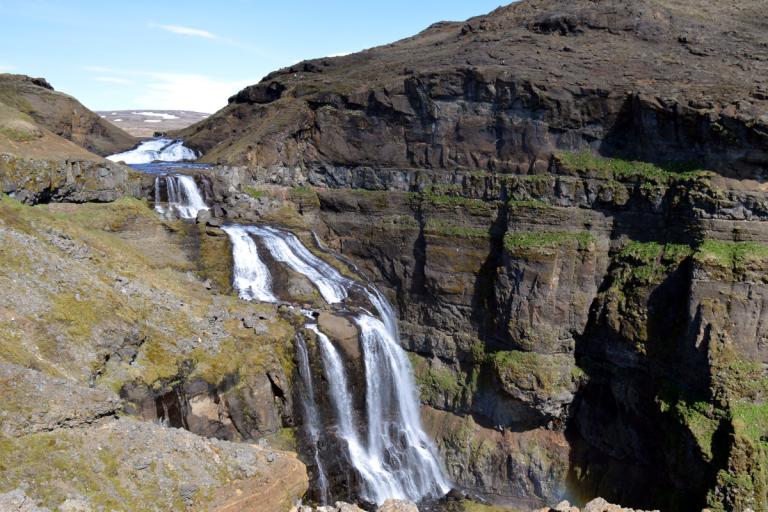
[201,152,768,510]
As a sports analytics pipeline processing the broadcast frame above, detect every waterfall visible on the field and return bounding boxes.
[226,222,450,505]
[153,175,209,220]
[221,225,278,303]
[355,314,450,501]
[295,332,330,504]
[107,137,197,164]
[245,226,350,304]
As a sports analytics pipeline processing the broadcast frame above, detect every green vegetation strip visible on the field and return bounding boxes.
[424,219,489,239]
[557,150,711,183]
[695,240,768,268]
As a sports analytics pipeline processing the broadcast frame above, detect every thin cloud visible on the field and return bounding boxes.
[152,23,217,40]
[94,76,133,85]
[0,65,16,72]
[83,66,257,113]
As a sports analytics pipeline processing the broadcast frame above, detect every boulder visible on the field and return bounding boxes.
[376,499,419,512]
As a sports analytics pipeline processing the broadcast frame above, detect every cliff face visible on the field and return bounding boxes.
[174,1,768,508]
[200,153,768,510]
[180,0,767,178]
[0,74,142,204]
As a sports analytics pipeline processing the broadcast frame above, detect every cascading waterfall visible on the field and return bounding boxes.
[221,225,278,303]
[153,174,209,219]
[226,223,450,505]
[246,225,350,304]
[295,332,330,504]
[355,314,449,501]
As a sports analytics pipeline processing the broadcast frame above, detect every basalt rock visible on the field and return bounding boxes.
[179,0,768,179]
[0,153,142,204]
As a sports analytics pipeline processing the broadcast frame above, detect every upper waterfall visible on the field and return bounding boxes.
[106,137,197,164]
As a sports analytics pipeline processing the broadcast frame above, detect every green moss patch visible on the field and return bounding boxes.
[615,241,693,286]
[695,240,768,270]
[491,350,574,398]
[556,150,711,183]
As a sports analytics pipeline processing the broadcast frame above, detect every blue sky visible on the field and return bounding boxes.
[0,1,504,113]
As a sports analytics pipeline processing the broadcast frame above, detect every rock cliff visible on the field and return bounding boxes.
[172,1,768,509]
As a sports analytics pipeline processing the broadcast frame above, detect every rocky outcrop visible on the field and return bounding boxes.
[541,498,658,512]
[0,363,120,437]
[0,416,307,512]
[0,153,142,204]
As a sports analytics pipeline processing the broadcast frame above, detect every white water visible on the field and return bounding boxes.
[233,225,449,504]
[107,137,197,164]
[222,225,278,302]
[223,222,449,503]
[295,332,330,504]
[308,324,409,503]
[154,175,209,219]
[245,226,351,304]
[355,314,450,501]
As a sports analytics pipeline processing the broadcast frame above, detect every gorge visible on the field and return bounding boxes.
[2,0,768,511]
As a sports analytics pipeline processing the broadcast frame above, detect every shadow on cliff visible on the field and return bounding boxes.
[564,248,729,510]
[599,93,766,181]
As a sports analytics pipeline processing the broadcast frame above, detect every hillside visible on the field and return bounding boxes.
[98,110,210,138]
[178,0,767,178]
[0,74,136,158]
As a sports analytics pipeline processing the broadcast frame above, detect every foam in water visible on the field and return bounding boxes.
[107,137,197,164]
[154,175,209,219]
[222,225,278,302]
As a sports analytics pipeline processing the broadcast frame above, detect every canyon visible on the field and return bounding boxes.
[2,0,768,511]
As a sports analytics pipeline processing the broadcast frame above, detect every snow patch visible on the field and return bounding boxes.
[132,111,179,120]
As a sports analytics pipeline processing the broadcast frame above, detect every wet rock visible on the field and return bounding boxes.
[196,208,212,224]
[317,312,360,361]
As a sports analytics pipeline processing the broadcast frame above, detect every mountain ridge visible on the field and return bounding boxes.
[177,0,767,178]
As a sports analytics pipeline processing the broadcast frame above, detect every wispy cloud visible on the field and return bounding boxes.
[84,66,257,113]
[0,65,16,72]
[151,23,217,40]
[94,76,133,85]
